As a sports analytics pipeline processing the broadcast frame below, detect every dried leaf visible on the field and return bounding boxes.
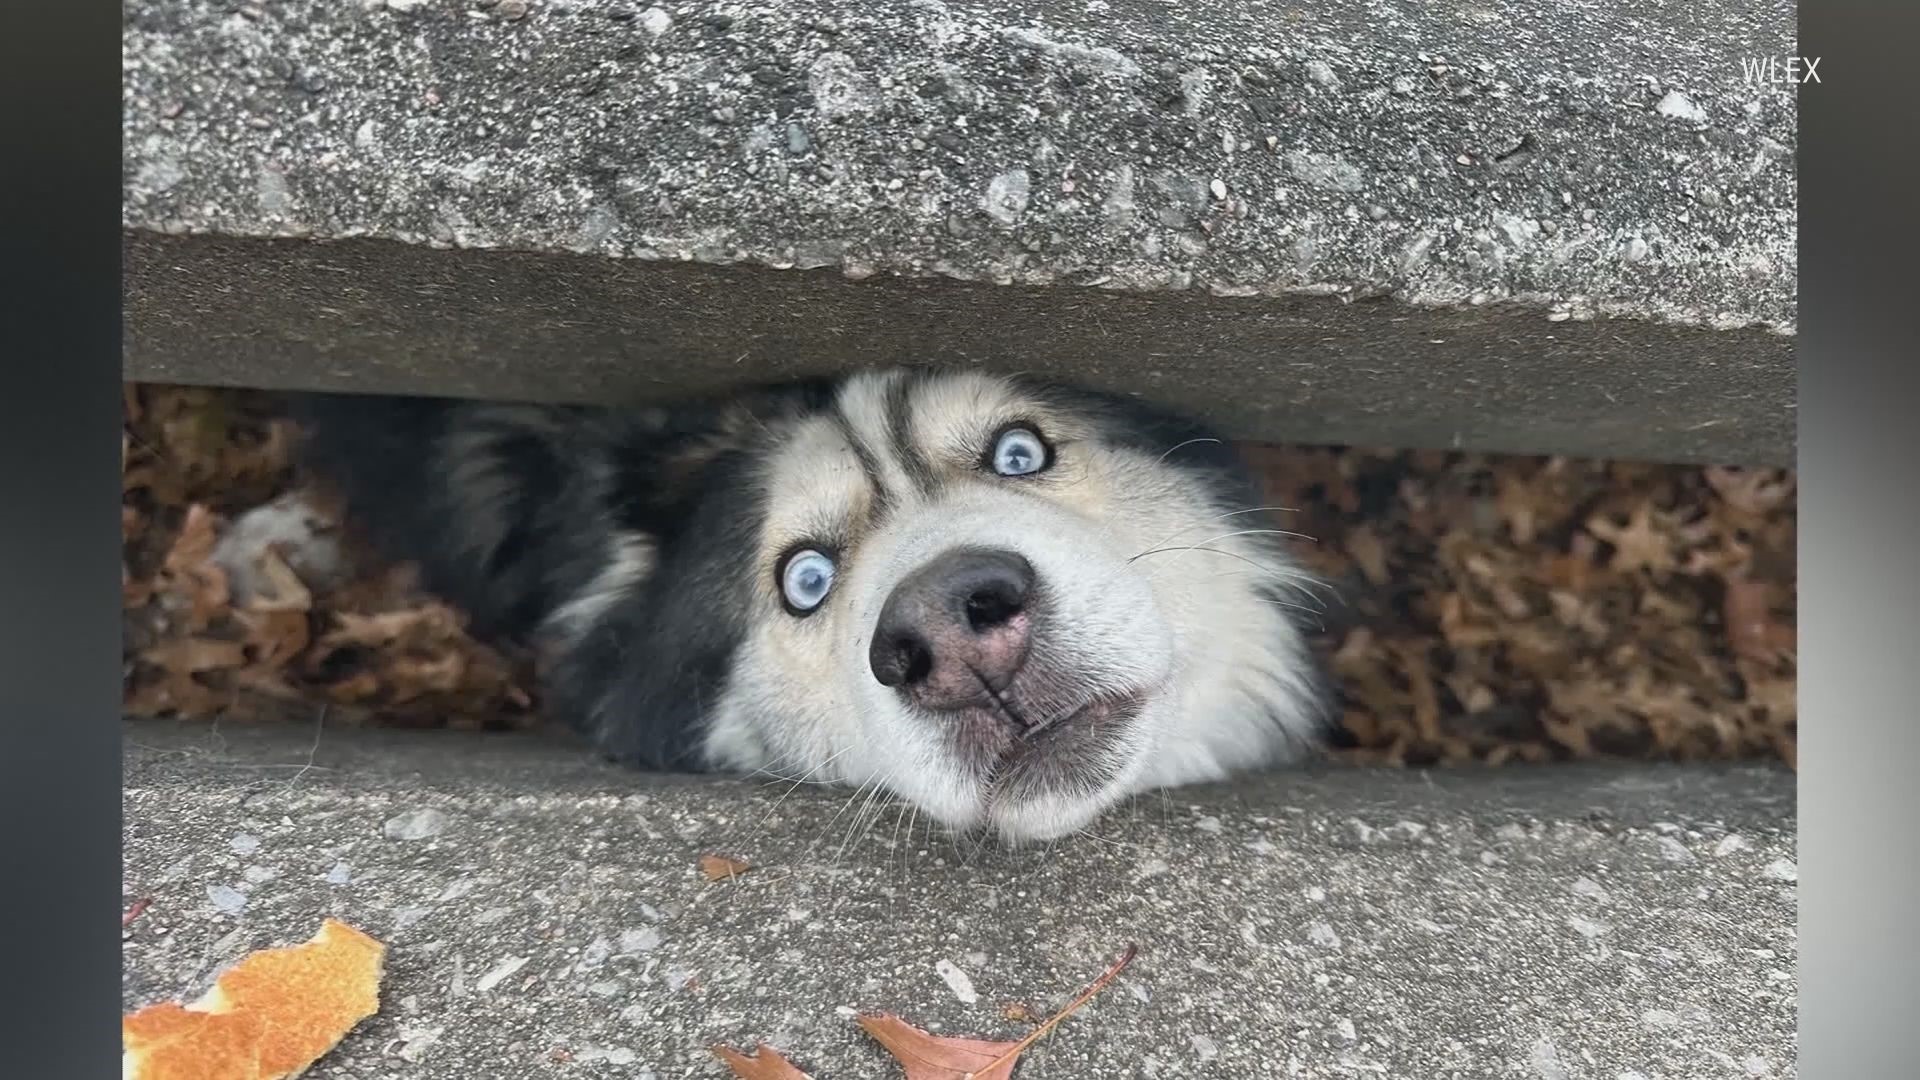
[860,943,1137,1080]
[122,919,385,1080]
[999,1003,1038,1025]
[1343,525,1390,586]
[1586,505,1676,576]
[856,1014,1020,1080]
[700,854,753,881]
[1724,579,1794,665]
[142,638,249,674]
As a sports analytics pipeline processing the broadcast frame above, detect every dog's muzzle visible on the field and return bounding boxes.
[867,547,1037,716]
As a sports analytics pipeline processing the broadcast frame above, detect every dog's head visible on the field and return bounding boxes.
[530,370,1329,843]
[325,369,1323,844]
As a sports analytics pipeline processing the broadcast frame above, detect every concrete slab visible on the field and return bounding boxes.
[122,721,1797,1078]
[121,0,1797,465]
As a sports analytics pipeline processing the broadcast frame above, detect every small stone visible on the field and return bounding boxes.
[1714,834,1750,857]
[1208,178,1228,201]
[474,956,530,993]
[579,937,614,969]
[1305,60,1340,89]
[1367,204,1389,221]
[1190,1034,1219,1061]
[207,884,247,915]
[1623,236,1651,263]
[229,833,260,856]
[1568,915,1613,939]
[935,959,978,1004]
[1654,835,1694,863]
[325,862,352,885]
[1641,1008,1681,1028]
[493,0,529,20]
[638,7,670,34]
[785,122,810,155]
[982,169,1031,227]
[383,808,452,841]
[619,927,663,953]
[1655,89,1707,123]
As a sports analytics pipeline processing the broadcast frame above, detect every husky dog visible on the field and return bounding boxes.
[294,369,1331,842]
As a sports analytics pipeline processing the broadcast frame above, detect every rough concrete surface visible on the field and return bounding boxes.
[123,721,1797,1078]
[122,0,1797,465]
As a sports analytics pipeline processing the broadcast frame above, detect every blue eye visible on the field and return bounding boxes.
[991,426,1049,477]
[779,548,836,614]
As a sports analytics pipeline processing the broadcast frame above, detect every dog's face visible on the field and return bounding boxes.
[686,371,1328,842]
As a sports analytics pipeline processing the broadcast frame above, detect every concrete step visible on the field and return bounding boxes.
[122,721,1797,1078]
[122,0,1796,465]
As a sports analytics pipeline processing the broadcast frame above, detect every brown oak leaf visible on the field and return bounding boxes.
[855,1014,1020,1080]
[1586,505,1676,576]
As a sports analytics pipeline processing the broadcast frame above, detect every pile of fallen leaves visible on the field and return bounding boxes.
[122,385,536,730]
[122,384,1795,766]
[1245,445,1796,767]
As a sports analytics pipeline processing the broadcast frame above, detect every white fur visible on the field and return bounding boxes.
[545,531,655,640]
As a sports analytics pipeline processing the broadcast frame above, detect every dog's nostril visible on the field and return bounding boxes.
[872,630,934,688]
[901,637,934,685]
[964,584,1024,632]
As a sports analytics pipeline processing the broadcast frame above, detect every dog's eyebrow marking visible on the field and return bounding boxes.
[885,370,940,498]
[830,409,893,520]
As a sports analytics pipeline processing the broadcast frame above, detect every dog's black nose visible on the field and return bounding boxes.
[869,547,1036,709]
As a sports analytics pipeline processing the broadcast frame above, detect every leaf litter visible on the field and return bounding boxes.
[123,384,1794,767]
